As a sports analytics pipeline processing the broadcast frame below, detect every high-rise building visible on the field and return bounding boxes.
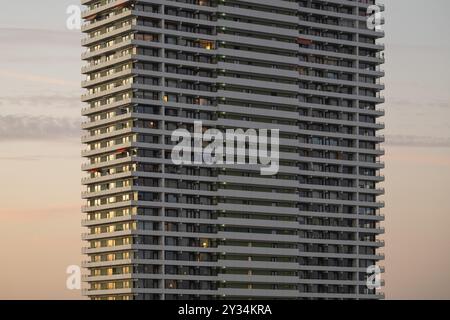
[81,0,385,300]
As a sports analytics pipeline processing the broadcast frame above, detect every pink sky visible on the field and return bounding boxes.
[0,0,449,299]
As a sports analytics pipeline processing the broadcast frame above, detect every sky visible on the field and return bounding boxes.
[0,0,449,299]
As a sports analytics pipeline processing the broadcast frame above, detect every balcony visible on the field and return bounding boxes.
[81,0,131,20]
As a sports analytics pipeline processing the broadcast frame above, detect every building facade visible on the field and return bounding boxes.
[81,0,385,300]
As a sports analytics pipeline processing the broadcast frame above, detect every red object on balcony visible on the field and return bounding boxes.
[113,4,126,10]
[297,37,313,45]
[85,14,97,21]
[116,148,128,154]
[112,1,129,10]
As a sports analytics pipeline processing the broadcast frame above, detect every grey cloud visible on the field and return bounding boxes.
[385,135,450,148]
[0,28,81,47]
[0,156,40,162]
[387,98,450,109]
[0,95,81,108]
[0,155,79,162]
[0,115,81,141]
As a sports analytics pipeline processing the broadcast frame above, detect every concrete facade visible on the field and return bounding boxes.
[81,0,385,300]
